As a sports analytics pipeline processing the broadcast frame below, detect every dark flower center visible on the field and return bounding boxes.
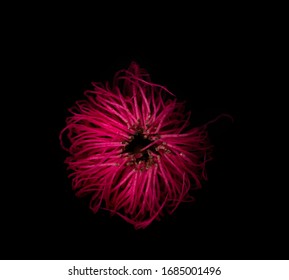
[123,132,152,163]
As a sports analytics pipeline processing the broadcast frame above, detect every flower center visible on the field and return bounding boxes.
[121,129,161,171]
[124,132,152,163]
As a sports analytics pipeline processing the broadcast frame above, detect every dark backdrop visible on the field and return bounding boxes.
[2,6,287,260]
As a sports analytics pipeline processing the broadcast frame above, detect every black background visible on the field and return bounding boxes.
[2,5,287,260]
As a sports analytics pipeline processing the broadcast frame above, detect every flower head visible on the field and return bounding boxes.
[60,62,212,229]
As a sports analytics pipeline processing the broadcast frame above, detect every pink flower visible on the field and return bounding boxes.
[60,62,214,229]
